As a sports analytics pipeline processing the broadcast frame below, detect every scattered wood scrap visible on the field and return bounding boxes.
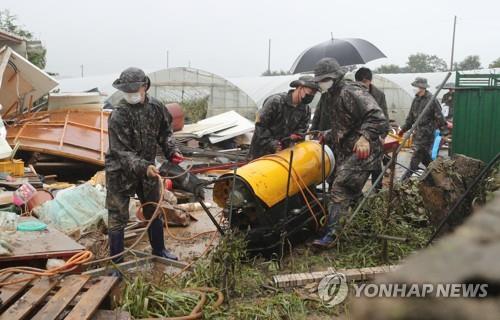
[272,265,399,288]
[0,274,118,320]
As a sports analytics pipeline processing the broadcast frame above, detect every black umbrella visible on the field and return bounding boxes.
[290,38,386,74]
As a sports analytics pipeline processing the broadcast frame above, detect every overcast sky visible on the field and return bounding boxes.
[3,0,499,78]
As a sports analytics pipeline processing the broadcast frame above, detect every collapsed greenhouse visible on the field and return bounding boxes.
[56,67,421,124]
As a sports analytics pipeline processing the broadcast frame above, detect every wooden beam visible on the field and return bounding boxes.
[272,265,399,288]
[58,110,70,149]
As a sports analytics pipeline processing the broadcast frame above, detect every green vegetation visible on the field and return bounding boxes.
[0,10,47,69]
[118,167,499,319]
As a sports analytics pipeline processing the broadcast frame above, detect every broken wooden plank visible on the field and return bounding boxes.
[6,110,110,166]
[0,277,57,320]
[64,276,118,320]
[31,275,89,320]
[0,273,33,312]
[92,310,132,320]
[272,265,398,288]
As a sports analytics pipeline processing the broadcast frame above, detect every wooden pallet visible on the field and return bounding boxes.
[0,274,118,320]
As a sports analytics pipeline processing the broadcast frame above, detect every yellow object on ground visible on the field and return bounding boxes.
[44,182,76,190]
[214,141,335,208]
[0,159,24,176]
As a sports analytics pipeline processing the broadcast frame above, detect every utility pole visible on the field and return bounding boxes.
[167,50,170,69]
[267,38,271,74]
[449,16,457,71]
[80,64,84,78]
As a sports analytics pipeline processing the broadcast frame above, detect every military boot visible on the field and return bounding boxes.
[312,203,343,249]
[108,228,125,279]
[148,218,178,261]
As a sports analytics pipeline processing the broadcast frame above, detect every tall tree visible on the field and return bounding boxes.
[406,53,448,73]
[0,9,46,69]
[261,70,291,76]
[374,64,403,74]
[456,55,482,71]
[489,57,500,68]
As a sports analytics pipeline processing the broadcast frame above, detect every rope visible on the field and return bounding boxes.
[0,250,94,286]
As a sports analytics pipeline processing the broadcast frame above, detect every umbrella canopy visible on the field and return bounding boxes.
[0,46,58,117]
[290,38,386,74]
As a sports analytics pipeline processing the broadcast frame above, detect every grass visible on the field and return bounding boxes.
[117,166,499,319]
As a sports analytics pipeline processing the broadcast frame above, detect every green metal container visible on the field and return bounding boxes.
[452,73,500,162]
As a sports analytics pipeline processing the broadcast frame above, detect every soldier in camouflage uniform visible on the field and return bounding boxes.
[249,76,318,159]
[399,77,448,181]
[106,67,181,268]
[355,67,389,191]
[311,58,389,248]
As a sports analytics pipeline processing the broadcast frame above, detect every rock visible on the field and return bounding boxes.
[418,155,485,232]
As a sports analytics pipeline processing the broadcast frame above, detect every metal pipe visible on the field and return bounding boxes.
[321,139,327,216]
[227,165,238,228]
[450,16,457,71]
[284,150,294,219]
[382,148,398,262]
[394,161,422,175]
[197,196,225,235]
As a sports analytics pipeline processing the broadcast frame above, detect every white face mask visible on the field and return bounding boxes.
[124,92,142,104]
[319,79,334,93]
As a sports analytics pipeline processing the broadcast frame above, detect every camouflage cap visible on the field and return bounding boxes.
[312,58,345,82]
[112,67,151,93]
[411,77,429,89]
[290,75,320,90]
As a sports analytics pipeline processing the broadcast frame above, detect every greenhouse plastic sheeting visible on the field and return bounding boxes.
[35,183,107,233]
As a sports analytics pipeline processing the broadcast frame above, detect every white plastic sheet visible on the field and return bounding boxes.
[35,183,108,233]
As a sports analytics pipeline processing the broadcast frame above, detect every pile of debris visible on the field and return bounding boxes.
[351,189,500,320]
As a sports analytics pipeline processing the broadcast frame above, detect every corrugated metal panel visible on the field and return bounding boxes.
[452,73,500,162]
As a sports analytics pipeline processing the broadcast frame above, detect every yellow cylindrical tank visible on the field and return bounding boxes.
[213,141,335,208]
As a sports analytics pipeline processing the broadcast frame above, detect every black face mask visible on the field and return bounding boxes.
[301,94,315,105]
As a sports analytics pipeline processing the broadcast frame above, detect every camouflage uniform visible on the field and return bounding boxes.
[321,81,388,203]
[369,84,388,119]
[105,94,177,231]
[249,91,311,159]
[311,58,388,246]
[401,84,447,180]
[105,67,179,264]
[367,83,389,190]
[311,92,334,132]
[310,85,342,189]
